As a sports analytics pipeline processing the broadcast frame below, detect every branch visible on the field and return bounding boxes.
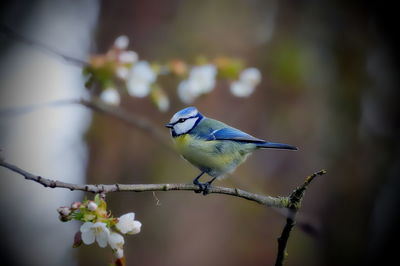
[0,159,326,266]
[0,160,288,208]
[78,98,174,151]
[274,170,326,266]
[0,98,174,151]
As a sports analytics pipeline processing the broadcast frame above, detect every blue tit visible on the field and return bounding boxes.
[165,107,297,194]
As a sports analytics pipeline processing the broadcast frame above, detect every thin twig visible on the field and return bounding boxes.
[78,98,174,151]
[0,160,288,208]
[275,170,326,266]
[0,98,174,151]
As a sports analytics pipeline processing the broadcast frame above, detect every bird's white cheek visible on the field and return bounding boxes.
[173,118,197,135]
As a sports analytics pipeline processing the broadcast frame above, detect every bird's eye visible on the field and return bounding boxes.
[178,118,186,123]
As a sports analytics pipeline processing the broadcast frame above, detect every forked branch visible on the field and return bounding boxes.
[275,170,326,266]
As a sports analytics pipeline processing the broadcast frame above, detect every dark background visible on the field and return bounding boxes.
[1,0,399,265]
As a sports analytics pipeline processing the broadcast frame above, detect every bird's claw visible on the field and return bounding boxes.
[193,181,211,195]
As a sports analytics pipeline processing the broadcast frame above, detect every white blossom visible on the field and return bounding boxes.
[230,81,254,97]
[230,68,262,97]
[188,64,217,93]
[80,222,110,248]
[116,212,142,235]
[109,231,124,259]
[100,88,120,105]
[108,232,125,251]
[116,66,129,80]
[119,51,138,64]
[177,64,217,103]
[114,35,129,49]
[240,68,261,87]
[115,248,124,259]
[177,79,201,104]
[127,61,157,97]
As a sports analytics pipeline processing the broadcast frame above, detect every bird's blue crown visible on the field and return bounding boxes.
[175,106,198,117]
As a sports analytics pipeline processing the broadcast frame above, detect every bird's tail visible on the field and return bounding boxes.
[256,142,298,150]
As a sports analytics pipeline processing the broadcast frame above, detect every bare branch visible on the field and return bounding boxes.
[275,170,326,266]
[0,160,288,208]
[78,98,174,151]
[0,98,174,151]
[0,159,325,266]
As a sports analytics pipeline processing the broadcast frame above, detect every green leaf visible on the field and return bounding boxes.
[94,194,101,205]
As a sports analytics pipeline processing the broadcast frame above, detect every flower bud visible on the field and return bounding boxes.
[73,231,83,248]
[71,201,81,210]
[87,201,98,211]
[100,88,121,106]
[57,206,71,216]
[114,35,129,50]
[169,59,187,76]
[57,206,71,222]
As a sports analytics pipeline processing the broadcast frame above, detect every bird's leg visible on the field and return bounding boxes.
[201,177,217,195]
[193,172,206,194]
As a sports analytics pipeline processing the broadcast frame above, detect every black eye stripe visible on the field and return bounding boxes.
[171,115,197,126]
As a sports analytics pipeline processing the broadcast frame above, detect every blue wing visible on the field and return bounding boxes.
[206,127,266,143]
[205,127,298,150]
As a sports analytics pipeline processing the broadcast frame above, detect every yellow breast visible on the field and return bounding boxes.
[173,134,253,177]
[174,134,191,152]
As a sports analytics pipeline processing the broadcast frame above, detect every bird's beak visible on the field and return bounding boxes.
[165,123,173,128]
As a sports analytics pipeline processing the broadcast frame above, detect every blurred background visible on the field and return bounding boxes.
[1,0,399,265]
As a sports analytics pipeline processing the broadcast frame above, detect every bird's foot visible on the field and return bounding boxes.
[193,180,212,196]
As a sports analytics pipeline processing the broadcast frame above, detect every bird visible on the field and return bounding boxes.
[165,107,297,194]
